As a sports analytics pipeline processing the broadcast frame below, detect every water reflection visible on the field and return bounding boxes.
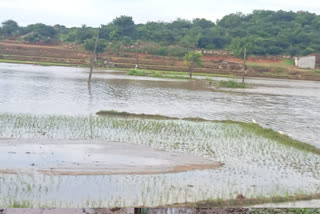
[0,63,319,148]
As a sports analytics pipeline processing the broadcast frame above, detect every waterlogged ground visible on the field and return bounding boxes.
[0,139,221,175]
[0,114,319,207]
[0,63,319,148]
[0,63,320,207]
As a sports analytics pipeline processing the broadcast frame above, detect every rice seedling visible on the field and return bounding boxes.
[0,113,319,207]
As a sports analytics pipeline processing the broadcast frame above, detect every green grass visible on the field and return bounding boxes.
[127,68,233,79]
[127,69,147,76]
[251,208,320,214]
[9,200,32,208]
[190,193,320,208]
[96,110,320,155]
[0,59,86,67]
[96,110,177,120]
[247,61,291,70]
[238,122,320,155]
[0,112,319,207]
[217,80,248,88]
[284,59,295,66]
[314,70,320,74]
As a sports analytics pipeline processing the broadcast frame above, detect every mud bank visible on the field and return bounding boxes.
[0,139,222,176]
[1,40,320,81]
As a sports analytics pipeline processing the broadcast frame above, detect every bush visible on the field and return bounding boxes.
[149,47,169,56]
[284,59,295,65]
[217,80,248,88]
[127,69,146,76]
[168,46,189,57]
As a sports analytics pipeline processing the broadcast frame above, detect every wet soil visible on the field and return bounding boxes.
[0,139,222,176]
[1,40,319,81]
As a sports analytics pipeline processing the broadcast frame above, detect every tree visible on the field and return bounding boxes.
[184,51,203,79]
[23,23,57,42]
[180,27,202,50]
[229,37,252,83]
[1,20,19,37]
[76,25,95,44]
[111,16,136,39]
[192,18,215,29]
[83,38,106,55]
[87,29,103,85]
[229,37,252,58]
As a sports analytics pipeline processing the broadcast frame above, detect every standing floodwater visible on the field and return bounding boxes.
[0,63,320,148]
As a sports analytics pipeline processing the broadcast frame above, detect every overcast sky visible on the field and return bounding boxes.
[0,0,319,27]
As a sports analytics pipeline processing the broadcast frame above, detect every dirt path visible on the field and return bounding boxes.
[0,139,222,176]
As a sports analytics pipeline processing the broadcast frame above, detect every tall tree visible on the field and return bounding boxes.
[229,37,252,83]
[184,51,203,79]
[87,29,100,85]
[1,20,19,37]
[111,16,136,40]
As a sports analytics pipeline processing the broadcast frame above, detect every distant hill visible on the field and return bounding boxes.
[1,10,320,57]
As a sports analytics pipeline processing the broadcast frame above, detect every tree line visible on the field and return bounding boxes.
[1,10,320,57]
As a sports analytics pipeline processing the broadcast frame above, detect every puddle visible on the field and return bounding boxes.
[0,114,319,207]
[0,139,221,175]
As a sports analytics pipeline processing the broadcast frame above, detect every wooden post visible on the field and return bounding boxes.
[88,29,99,85]
[189,65,193,79]
[134,208,140,214]
[242,47,247,84]
[135,42,139,68]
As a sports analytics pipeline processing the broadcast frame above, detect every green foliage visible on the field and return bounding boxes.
[168,46,189,57]
[1,20,19,37]
[184,51,203,69]
[108,16,136,40]
[127,69,146,76]
[284,59,295,65]
[184,51,203,78]
[22,24,57,43]
[217,80,248,88]
[3,10,320,56]
[10,200,32,208]
[62,25,95,44]
[228,37,252,58]
[83,38,106,53]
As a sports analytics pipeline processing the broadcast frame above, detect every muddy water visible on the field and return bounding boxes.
[0,63,319,148]
[0,139,221,175]
[1,63,320,207]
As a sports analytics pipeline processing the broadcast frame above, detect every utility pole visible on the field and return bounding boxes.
[242,47,247,84]
[88,29,99,86]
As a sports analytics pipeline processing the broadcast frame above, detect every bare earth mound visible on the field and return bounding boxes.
[0,139,222,176]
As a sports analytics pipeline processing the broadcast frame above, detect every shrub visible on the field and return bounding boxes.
[127,69,146,76]
[217,80,248,88]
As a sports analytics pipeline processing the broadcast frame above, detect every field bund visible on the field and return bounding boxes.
[1,40,320,81]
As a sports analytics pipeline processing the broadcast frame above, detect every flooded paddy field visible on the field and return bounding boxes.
[0,114,319,207]
[0,63,320,207]
[0,63,319,148]
[0,139,221,175]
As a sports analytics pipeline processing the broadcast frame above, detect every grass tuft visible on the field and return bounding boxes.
[96,110,320,155]
[173,193,320,208]
[217,80,248,88]
[0,59,84,67]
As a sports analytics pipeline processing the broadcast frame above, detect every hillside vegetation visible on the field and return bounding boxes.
[1,10,320,57]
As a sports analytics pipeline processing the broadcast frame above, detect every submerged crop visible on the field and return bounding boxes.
[0,113,319,207]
